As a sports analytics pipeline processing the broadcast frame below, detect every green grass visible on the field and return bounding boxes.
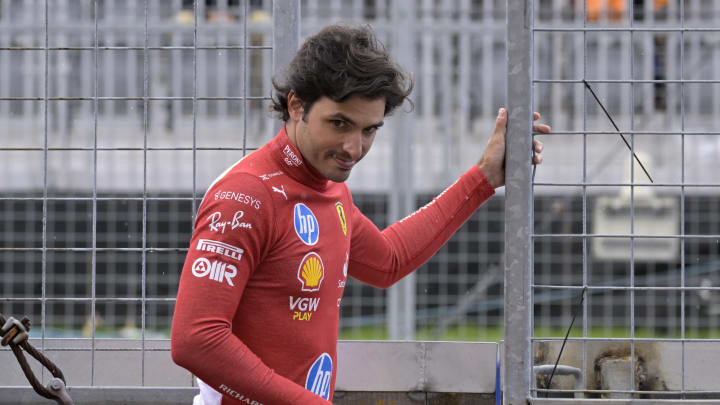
[42,324,720,341]
[339,325,506,341]
[340,325,720,342]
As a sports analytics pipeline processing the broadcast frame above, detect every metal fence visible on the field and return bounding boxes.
[506,0,720,403]
[2,0,720,400]
[0,0,293,394]
[2,0,512,345]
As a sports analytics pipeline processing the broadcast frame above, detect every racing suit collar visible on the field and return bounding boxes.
[271,126,331,191]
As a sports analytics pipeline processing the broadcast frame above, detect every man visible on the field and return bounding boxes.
[171,24,548,405]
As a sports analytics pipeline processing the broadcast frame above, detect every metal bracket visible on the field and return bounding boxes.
[46,378,74,405]
[533,364,584,399]
[1,316,30,346]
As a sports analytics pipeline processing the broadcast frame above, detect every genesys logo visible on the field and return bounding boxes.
[297,252,324,292]
[305,353,333,400]
[191,258,237,286]
[293,203,319,246]
[289,296,320,321]
[208,211,252,234]
[214,190,262,210]
[218,384,263,405]
[196,239,243,262]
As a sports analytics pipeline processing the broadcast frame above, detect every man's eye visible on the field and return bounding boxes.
[364,127,378,135]
[331,120,346,128]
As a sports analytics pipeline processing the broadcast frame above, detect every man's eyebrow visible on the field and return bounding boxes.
[330,113,384,128]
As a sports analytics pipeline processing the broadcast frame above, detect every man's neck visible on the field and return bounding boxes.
[284,120,298,149]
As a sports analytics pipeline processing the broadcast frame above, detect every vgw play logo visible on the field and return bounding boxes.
[305,353,332,400]
[293,203,319,246]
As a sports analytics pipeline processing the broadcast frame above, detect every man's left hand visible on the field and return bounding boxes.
[532,111,549,165]
[477,109,550,189]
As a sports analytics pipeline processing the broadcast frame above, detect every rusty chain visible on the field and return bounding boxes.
[0,314,73,405]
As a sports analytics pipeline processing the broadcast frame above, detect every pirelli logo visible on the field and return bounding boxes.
[197,239,244,261]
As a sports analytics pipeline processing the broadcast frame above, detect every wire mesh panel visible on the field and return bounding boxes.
[0,0,281,389]
[2,2,516,387]
[505,0,720,402]
[6,0,720,399]
[304,0,511,342]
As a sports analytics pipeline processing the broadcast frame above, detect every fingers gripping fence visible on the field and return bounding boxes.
[0,314,72,405]
[505,0,720,404]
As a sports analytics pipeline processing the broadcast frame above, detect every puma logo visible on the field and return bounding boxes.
[272,185,288,200]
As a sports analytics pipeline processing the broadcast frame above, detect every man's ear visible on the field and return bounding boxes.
[287,91,304,122]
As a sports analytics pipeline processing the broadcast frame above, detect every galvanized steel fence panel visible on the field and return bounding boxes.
[2,0,720,400]
[0,0,285,390]
[506,0,720,403]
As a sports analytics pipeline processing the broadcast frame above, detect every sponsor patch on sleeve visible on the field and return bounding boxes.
[207,211,252,233]
[196,239,244,262]
[213,191,262,210]
[305,353,333,399]
[191,258,237,286]
[218,384,264,405]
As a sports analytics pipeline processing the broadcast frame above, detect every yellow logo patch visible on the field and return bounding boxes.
[335,202,347,236]
[297,252,324,292]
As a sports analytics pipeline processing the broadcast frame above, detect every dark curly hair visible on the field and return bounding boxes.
[271,24,413,122]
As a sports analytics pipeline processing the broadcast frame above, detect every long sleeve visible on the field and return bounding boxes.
[171,173,330,405]
[348,165,495,288]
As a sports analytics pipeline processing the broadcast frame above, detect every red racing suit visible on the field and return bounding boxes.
[171,127,495,405]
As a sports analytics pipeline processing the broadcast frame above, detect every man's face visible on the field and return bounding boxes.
[289,94,386,183]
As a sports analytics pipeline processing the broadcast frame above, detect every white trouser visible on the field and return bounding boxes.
[192,378,222,405]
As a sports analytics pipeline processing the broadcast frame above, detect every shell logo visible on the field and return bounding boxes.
[297,252,325,292]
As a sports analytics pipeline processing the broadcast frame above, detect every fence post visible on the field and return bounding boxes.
[387,0,416,341]
[504,0,534,404]
[272,2,301,135]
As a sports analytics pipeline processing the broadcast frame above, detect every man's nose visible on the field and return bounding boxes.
[341,131,363,160]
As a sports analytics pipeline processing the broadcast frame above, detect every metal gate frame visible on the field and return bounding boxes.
[503,1,720,404]
[504,1,534,405]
